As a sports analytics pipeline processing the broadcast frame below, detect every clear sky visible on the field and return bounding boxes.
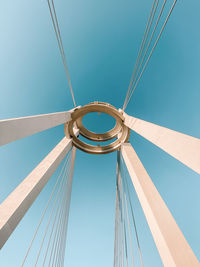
[0,0,200,266]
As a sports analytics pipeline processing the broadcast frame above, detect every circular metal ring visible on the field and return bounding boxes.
[76,116,121,142]
[76,102,122,141]
[64,102,130,154]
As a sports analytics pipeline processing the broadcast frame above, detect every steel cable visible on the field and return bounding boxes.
[119,162,135,267]
[120,154,144,267]
[47,191,66,266]
[47,0,76,107]
[125,0,166,109]
[51,162,71,267]
[54,148,76,267]
[118,171,126,267]
[123,0,159,110]
[42,154,72,266]
[48,158,72,267]
[50,152,73,267]
[21,151,71,266]
[114,191,119,267]
[60,148,76,267]
[123,0,178,110]
[123,179,136,266]
[125,0,168,109]
[34,152,71,266]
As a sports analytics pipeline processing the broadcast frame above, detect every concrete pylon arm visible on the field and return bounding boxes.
[0,108,81,146]
[0,136,75,249]
[121,143,200,267]
[123,112,200,174]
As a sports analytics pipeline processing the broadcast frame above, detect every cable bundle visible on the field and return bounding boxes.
[123,0,178,111]
[21,148,76,267]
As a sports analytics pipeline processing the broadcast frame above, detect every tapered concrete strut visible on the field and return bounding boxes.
[0,136,74,249]
[0,110,74,146]
[123,113,200,174]
[121,143,200,267]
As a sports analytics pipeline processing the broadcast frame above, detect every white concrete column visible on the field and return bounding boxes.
[0,136,73,249]
[0,109,77,146]
[123,112,200,174]
[121,143,199,267]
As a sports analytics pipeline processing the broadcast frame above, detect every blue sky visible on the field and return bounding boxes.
[0,0,200,266]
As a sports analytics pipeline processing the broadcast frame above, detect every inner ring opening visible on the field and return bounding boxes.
[82,112,116,134]
[76,112,122,142]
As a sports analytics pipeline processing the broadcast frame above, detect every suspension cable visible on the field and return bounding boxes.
[58,165,72,266]
[116,190,121,267]
[117,158,130,267]
[47,0,76,107]
[47,155,72,266]
[124,192,136,267]
[119,157,137,267]
[125,0,167,110]
[51,166,70,267]
[121,154,144,267]
[47,187,66,266]
[114,191,119,267]
[21,151,71,266]
[61,148,76,266]
[42,154,72,266]
[34,152,71,266]
[123,0,178,111]
[50,153,73,267]
[117,177,124,267]
[121,177,131,267]
[123,0,159,110]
